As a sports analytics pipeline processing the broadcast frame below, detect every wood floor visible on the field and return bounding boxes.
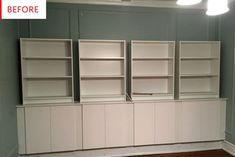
[130,150,233,157]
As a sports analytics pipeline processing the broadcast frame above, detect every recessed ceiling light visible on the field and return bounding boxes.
[206,0,230,16]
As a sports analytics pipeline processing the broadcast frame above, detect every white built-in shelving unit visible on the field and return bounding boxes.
[17,38,226,156]
[131,41,175,100]
[20,38,74,104]
[178,41,220,99]
[79,39,126,102]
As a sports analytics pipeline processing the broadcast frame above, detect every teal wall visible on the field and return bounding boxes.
[19,3,219,101]
[220,2,235,145]
[0,20,20,157]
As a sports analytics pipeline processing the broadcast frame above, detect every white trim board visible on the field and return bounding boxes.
[222,141,235,156]
[19,141,223,157]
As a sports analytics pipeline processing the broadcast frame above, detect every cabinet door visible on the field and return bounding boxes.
[76,105,83,150]
[105,103,134,147]
[17,108,26,154]
[83,104,105,149]
[25,107,51,154]
[200,101,221,141]
[51,106,77,152]
[220,100,226,139]
[134,103,155,146]
[155,102,176,144]
[177,101,201,143]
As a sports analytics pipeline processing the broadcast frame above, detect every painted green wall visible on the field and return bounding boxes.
[19,3,219,101]
[220,2,235,144]
[0,20,20,157]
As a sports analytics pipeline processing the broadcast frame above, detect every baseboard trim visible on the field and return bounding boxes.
[222,141,235,156]
[7,145,18,157]
[19,141,223,157]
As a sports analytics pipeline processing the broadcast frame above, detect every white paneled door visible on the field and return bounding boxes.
[51,106,77,152]
[134,103,155,146]
[25,107,51,154]
[105,103,134,147]
[76,105,83,150]
[155,102,176,144]
[200,101,222,141]
[177,101,201,143]
[83,104,106,149]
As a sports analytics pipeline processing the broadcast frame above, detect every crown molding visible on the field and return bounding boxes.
[47,0,206,9]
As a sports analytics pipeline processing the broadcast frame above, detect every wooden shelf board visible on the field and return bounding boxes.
[133,75,173,79]
[133,57,173,60]
[180,57,219,60]
[132,93,173,96]
[24,76,73,79]
[180,74,218,78]
[179,92,219,99]
[80,57,124,61]
[24,96,73,100]
[23,57,72,60]
[180,92,217,95]
[81,75,124,79]
[81,94,125,98]
[180,41,220,44]
[131,40,175,44]
[79,39,125,43]
[21,38,72,42]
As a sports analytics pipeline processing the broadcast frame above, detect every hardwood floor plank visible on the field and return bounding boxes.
[130,150,233,157]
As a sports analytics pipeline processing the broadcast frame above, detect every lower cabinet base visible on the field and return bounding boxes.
[19,141,224,157]
[17,100,226,155]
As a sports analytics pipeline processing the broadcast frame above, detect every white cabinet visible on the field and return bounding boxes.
[82,103,134,149]
[177,101,201,142]
[83,104,106,149]
[155,102,176,144]
[134,103,155,145]
[51,106,77,152]
[106,103,134,147]
[134,102,176,146]
[17,100,226,154]
[25,107,51,154]
[176,100,226,143]
[18,105,82,154]
[200,101,223,141]
[134,100,225,146]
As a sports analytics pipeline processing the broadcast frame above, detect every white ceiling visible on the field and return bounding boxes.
[47,0,235,9]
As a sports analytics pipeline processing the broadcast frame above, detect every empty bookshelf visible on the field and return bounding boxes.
[178,41,220,99]
[20,38,74,104]
[79,40,126,102]
[131,41,175,100]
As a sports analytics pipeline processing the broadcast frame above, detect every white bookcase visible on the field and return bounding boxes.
[131,41,175,100]
[178,41,220,99]
[20,38,74,104]
[79,40,126,102]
